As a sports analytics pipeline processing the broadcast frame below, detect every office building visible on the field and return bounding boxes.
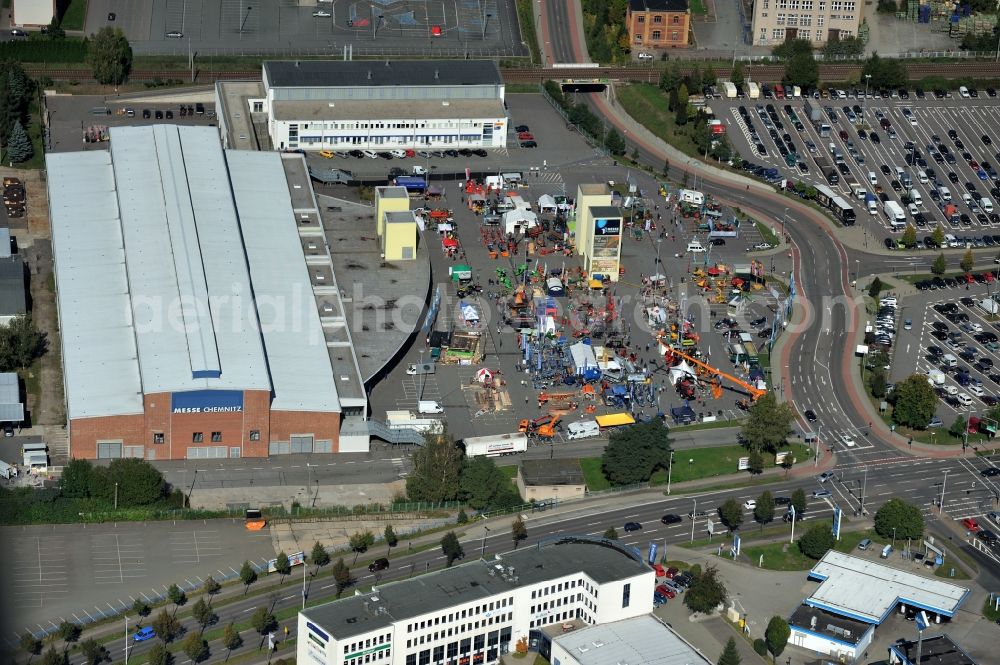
[750,0,862,46]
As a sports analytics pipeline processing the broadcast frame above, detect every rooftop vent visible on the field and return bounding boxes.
[577,646,589,654]
[434,69,439,79]
[367,70,372,80]
[346,617,358,624]
[592,641,604,648]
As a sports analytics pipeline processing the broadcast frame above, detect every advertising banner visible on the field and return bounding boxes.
[594,218,621,236]
[171,390,244,415]
[648,542,658,564]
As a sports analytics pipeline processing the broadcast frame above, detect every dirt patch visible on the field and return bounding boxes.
[22,237,64,428]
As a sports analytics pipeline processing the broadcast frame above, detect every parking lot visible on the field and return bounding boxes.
[885,277,1000,424]
[722,87,1000,246]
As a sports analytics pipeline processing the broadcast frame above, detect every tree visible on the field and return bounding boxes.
[659,62,681,93]
[901,224,917,249]
[605,128,626,156]
[440,531,465,566]
[773,37,813,60]
[192,597,216,630]
[604,526,619,540]
[867,276,883,300]
[250,607,277,635]
[684,565,727,613]
[46,17,65,40]
[167,583,186,611]
[311,541,331,569]
[704,64,718,86]
[147,643,171,665]
[601,419,672,485]
[0,315,47,372]
[406,426,465,502]
[791,488,807,515]
[663,158,670,176]
[931,253,948,275]
[784,52,819,89]
[331,558,352,596]
[60,458,91,498]
[182,634,209,663]
[0,61,33,147]
[511,516,527,547]
[754,491,775,530]
[798,523,836,559]
[730,61,745,87]
[747,450,764,475]
[740,393,795,453]
[384,525,398,548]
[874,497,925,540]
[891,374,938,428]
[949,415,968,438]
[239,561,257,595]
[863,52,907,89]
[717,498,744,532]
[57,622,81,643]
[87,27,133,85]
[718,636,742,665]
[151,610,181,643]
[456,509,469,524]
[932,225,945,247]
[40,647,66,665]
[5,121,32,163]
[459,456,520,510]
[223,623,243,654]
[202,576,221,597]
[676,83,690,125]
[961,248,975,273]
[132,598,150,617]
[349,531,375,562]
[274,551,291,580]
[765,616,791,658]
[19,632,41,657]
[86,457,165,506]
[871,370,887,399]
[79,639,109,665]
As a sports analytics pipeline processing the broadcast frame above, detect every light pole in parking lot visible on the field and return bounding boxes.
[666,450,675,494]
[240,5,252,38]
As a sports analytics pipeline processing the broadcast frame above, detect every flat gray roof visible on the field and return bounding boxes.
[0,372,23,423]
[889,634,978,665]
[0,256,26,318]
[263,60,503,89]
[552,615,711,665]
[520,459,585,486]
[271,98,506,122]
[588,206,621,218]
[302,538,649,641]
[384,211,416,225]
[228,150,341,412]
[808,551,969,624]
[377,187,409,199]
[789,605,870,646]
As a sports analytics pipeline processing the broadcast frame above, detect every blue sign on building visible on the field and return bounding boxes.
[171,390,244,415]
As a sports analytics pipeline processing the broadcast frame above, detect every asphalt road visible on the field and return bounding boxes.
[47,454,1000,663]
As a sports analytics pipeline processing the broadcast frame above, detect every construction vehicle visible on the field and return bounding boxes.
[537,391,577,406]
[519,413,557,433]
[662,345,767,401]
[536,415,562,438]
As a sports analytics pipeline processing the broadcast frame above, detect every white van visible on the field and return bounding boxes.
[417,400,444,414]
[686,240,706,253]
[970,384,986,397]
[895,166,905,180]
[983,198,994,213]
[908,203,919,217]
[881,544,893,558]
[918,171,929,184]
[957,393,974,406]
[868,171,878,186]
[867,199,878,215]
[963,192,973,207]
[942,353,959,368]
[939,186,952,202]
[567,420,600,440]
[910,189,922,207]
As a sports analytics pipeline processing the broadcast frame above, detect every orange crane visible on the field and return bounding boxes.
[537,391,577,406]
[662,345,767,401]
[536,415,562,438]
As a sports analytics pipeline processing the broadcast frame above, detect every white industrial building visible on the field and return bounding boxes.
[297,538,654,665]
[789,551,969,662]
[241,60,508,152]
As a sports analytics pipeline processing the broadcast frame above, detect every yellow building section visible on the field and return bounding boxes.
[383,211,418,261]
[374,186,410,237]
[595,413,636,428]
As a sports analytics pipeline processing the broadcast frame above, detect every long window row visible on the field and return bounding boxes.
[407,613,511,648]
[404,627,512,665]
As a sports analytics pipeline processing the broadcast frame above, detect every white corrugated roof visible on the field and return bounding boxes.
[12,0,54,26]
[553,616,711,665]
[807,551,969,623]
[47,150,144,420]
[227,150,340,412]
[108,125,270,395]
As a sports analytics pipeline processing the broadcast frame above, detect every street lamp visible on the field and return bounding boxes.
[240,4,253,36]
[666,450,675,494]
[892,527,897,548]
[480,525,491,557]
[863,74,871,123]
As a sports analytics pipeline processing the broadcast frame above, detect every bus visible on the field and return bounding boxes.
[830,196,856,225]
[245,508,266,531]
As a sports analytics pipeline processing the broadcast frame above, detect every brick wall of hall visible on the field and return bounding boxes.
[270,410,341,452]
[144,390,272,459]
[69,414,146,459]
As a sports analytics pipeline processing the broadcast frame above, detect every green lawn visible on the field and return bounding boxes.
[669,418,743,433]
[579,457,611,491]
[617,84,703,158]
[60,0,88,31]
[689,0,708,15]
[581,442,813,491]
[743,527,876,571]
[498,465,518,480]
[755,222,779,247]
[983,597,1000,621]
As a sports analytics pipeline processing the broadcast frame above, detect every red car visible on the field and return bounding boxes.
[664,566,679,579]
[430,25,442,37]
[655,584,676,599]
[962,517,980,532]
[405,149,416,158]
[651,563,666,577]
[970,160,980,170]
[518,132,534,141]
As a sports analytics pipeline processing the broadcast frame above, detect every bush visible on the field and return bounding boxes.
[753,638,768,656]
